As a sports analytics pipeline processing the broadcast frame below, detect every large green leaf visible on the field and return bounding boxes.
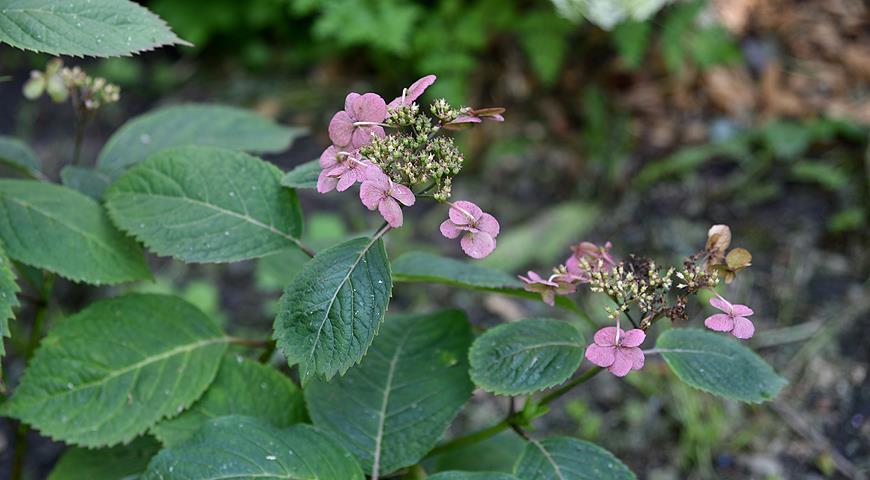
[5,294,228,447]
[274,236,392,383]
[0,136,40,175]
[0,180,150,284]
[655,328,787,403]
[105,146,304,263]
[470,319,585,395]
[392,251,522,290]
[0,246,20,357]
[151,355,305,447]
[48,436,160,480]
[281,159,321,189]
[0,0,186,57]
[98,104,303,170]
[143,416,365,480]
[513,437,636,480]
[305,310,474,478]
[430,473,518,480]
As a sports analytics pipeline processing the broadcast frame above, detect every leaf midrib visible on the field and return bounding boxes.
[370,329,411,479]
[32,336,227,400]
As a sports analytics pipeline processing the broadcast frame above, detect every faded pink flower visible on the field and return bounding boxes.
[585,327,646,377]
[518,271,576,306]
[329,92,387,149]
[388,75,436,110]
[440,200,500,259]
[445,107,506,130]
[359,166,415,228]
[565,241,616,281]
[704,295,755,339]
[317,146,370,193]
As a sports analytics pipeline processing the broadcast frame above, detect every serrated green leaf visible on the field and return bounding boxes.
[0,0,186,57]
[60,165,117,199]
[48,435,160,480]
[470,319,585,395]
[274,236,392,383]
[98,104,303,170]
[0,136,40,175]
[392,251,522,290]
[281,159,321,189]
[6,294,228,447]
[105,146,304,263]
[306,310,474,478]
[655,328,787,403]
[513,437,636,480]
[151,355,305,447]
[0,246,20,357]
[429,472,519,480]
[0,180,150,285]
[144,416,365,480]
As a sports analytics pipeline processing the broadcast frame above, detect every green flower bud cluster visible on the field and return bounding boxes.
[362,99,465,201]
[23,58,120,111]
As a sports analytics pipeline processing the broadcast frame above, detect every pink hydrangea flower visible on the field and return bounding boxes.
[329,92,387,149]
[440,201,500,259]
[518,271,576,306]
[317,146,370,193]
[359,166,415,228]
[388,75,436,110]
[704,295,755,339]
[585,327,646,377]
[565,241,616,281]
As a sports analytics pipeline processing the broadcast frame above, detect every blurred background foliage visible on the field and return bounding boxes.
[1,0,868,478]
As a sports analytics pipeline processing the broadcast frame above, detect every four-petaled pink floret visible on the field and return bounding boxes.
[704,295,755,339]
[359,166,416,228]
[388,75,436,110]
[518,271,577,306]
[317,146,371,193]
[440,200,500,259]
[585,327,646,377]
[329,92,388,149]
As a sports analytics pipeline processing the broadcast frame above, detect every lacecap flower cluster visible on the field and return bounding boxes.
[317,75,504,259]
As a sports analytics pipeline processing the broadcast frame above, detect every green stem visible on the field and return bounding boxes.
[227,336,272,348]
[425,367,603,458]
[258,340,277,363]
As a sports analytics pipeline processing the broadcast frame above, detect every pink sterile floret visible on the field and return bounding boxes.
[388,75,437,110]
[329,92,387,149]
[439,200,500,259]
[565,241,616,281]
[585,326,646,377]
[359,166,415,228]
[704,294,755,339]
[518,271,577,306]
[317,145,370,193]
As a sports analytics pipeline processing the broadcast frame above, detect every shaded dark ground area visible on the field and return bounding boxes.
[0,0,868,478]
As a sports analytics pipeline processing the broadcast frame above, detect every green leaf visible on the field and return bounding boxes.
[513,437,636,480]
[143,416,365,480]
[48,436,160,480]
[60,165,117,199]
[274,236,392,383]
[98,104,303,170]
[431,431,526,474]
[151,355,305,447]
[105,146,304,263]
[305,310,474,477]
[6,294,228,447]
[392,251,522,290]
[0,136,40,175]
[0,0,187,57]
[517,10,571,86]
[0,246,20,357]
[0,180,150,284]
[612,20,651,70]
[430,473,518,480]
[470,319,585,395]
[281,159,321,189]
[655,328,787,403]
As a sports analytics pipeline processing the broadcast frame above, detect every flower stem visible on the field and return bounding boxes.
[425,367,603,458]
[227,337,272,348]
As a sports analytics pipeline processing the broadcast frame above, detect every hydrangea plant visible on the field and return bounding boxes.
[0,57,785,480]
